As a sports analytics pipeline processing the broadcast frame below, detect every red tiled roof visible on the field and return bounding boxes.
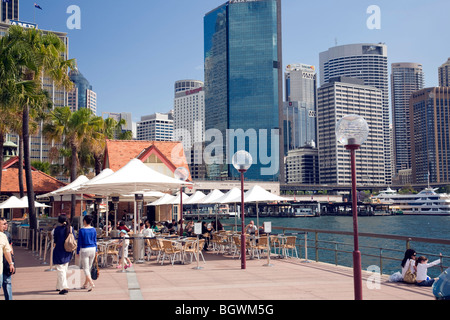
[1,157,67,194]
[103,140,191,180]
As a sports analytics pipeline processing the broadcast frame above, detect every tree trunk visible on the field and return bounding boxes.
[70,144,77,220]
[23,105,37,235]
[18,136,24,198]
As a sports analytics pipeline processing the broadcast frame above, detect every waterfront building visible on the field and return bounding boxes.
[173,80,206,180]
[204,0,283,182]
[317,77,385,186]
[319,43,391,184]
[391,63,424,176]
[284,147,319,184]
[410,87,450,184]
[68,68,97,114]
[0,0,18,22]
[439,58,450,87]
[136,111,173,142]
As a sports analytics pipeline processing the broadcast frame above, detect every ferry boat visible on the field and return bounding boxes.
[374,187,450,216]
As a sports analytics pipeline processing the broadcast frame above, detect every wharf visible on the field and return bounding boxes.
[5,245,436,302]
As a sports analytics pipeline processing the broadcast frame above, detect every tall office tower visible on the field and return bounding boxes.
[391,63,424,176]
[136,111,174,141]
[319,43,391,184]
[439,58,450,87]
[204,0,283,181]
[68,68,97,114]
[173,80,205,179]
[410,87,450,184]
[1,0,19,22]
[283,63,317,152]
[317,77,385,185]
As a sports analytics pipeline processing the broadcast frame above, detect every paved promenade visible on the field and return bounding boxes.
[3,245,436,301]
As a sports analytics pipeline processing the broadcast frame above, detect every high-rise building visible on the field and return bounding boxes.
[317,77,385,185]
[391,63,424,175]
[204,0,283,181]
[283,63,317,152]
[137,111,174,142]
[410,87,450,184]
[102,112,134,138]
[173,80,205,180]
[284,147,319,184]
[319,43,391,184]
[1,0,19,22]
[439,58,450,87]
[68,68,97,114]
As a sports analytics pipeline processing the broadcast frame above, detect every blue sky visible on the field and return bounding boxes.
[19,0,450,122]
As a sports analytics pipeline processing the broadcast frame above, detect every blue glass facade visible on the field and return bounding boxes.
[204,0,282,181]
[69,69,92,111]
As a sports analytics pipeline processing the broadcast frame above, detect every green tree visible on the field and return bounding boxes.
[43,107,102,218]
[2,26,74,233]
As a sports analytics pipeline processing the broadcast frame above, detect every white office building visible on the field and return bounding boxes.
[319,43,391,184]
[317,77,385,186]
[137,111,174,142]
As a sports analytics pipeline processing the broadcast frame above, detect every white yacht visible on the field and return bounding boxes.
[374,187,450,216]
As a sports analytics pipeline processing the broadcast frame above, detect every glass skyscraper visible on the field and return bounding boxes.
[204,0,283,181]
[1,0,19,22]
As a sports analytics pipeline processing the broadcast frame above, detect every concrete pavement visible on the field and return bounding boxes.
[2,245,436,301]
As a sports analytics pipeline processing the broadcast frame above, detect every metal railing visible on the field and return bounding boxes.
[224,223,450,275]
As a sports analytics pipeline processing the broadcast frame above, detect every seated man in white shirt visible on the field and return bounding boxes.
[143,220,155,238]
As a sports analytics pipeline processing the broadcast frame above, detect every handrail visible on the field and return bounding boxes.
[223,223,450,275]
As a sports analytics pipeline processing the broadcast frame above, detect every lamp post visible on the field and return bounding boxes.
[174,167,189,236]
[232,150,253,270]
[336,114,369,301]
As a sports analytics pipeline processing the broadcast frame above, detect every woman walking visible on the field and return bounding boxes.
[76,215,98,291]
[52,215,74,295]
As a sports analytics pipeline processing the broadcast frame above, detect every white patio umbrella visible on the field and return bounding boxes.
[0,196,26,209]
[76,159,192,233]
[229,185,289,231]
[20,196,51,208]
[184,191,206,205]
[168,191,189,205]
[37,175,90,198]
[199,189,224,204]
[148,193,176,206]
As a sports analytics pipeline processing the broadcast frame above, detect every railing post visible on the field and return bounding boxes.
[379,248,383,275]
[315,232,319,262]
[406,238,411,250]
[334,243,338,266]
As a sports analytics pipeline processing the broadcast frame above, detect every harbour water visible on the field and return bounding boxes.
[229,215,450,277]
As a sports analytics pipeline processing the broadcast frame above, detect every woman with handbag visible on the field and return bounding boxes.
[76,215,98,292]
[401,249,417,283]
[52,215,74,295]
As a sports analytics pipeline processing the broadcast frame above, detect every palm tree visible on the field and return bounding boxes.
[3,26,74,232]
[43,107,102,218]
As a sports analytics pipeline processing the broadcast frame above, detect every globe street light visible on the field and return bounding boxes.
[174,167,189,236]
[336,114,369,301]
[232,150,253,270]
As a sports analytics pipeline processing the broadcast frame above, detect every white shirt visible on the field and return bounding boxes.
[401,259,415,278]
[416,259,441,281]
[0,232,12,274]
[143,228,155,238]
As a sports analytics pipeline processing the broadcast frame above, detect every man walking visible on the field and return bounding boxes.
[0,217,14,300]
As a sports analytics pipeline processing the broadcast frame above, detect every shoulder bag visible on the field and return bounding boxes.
[403,268,416,284]
[91,253,99,280]
[64,227,77,252]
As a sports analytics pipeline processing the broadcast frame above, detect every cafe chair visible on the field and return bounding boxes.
[255,236,270,259]
[146,238,162,262]
[281,236,298,258]
[160,240,182,266]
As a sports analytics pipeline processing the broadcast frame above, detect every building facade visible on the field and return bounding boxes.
[439,58,450,87]
[319,43,391,184]
[0,0,19,22]
[68,68,97,114]
[136,111,174,142]
[204,0,283,181]
[317,77,385,186]
[284,147,319,184]
[283,63,317,152]
[410,87,450,184]
[173,80,206,179]
[391,63,424,176]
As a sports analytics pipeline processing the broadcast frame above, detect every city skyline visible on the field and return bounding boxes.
[17,0,449,122]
